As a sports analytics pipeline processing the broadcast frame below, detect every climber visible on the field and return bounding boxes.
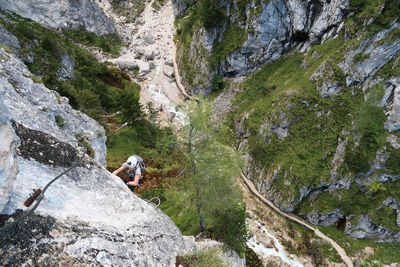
[112,155,146,191]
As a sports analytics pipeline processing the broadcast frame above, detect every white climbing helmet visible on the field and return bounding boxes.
[126,156,138,168]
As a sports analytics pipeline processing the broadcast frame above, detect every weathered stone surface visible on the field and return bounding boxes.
[56,53,75,81]
[339,23,400,87]
[330,138,347,180]
[311,61,343,97]
[259,113,291,140]
[0,82,18,213]
[118,60,139,71]
[0,24,20,52]
[345,215,400,242]
[0,0,115,35]
[182,236,245,267]
[385,77,400,132]
[0,125,184,266]
[0,48,106,165]
[307,209,344,226]
[175,0,350,93]
[163,68,174,79]
[171,0,190,18]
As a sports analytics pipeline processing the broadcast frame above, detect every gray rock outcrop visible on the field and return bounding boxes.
[385,77,400,132]
[0,24,20,52]
[0,81,18,213]
[0,122,184,266]
[174,0,351,92]
[0,47,186,266]
[231,21,400,240]
[338,23,400,88]
[56,53,75,81]
[0,48,106,165]
[0,0,115,35]
[171,0,190,18]
[345,215,400,242]
[307,209,344,226]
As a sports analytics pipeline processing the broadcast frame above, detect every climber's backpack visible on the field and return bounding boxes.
[126,155,146,180]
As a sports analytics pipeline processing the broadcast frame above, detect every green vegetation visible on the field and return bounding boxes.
[62,28,122,56]
[141,100,248,257]
[152,0,167,11]
[75,133,95,158]
[384,146,400,175]
[349,0,400,35]
[0,12,137,120]
[318,226,400,264]
[0,44,13,54]
[353,52,370,64]
[177,248,227,267]
[228,6,398,243]
[285,221,340,265]
[175,0,250,88]
[210,24,247,67]
[55,115,65,128]
[297,180,400,232]
[376,55,400,78]
[111,0,145,22]
[211,75,224,93]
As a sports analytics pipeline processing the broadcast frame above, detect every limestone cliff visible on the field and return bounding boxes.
[0,0,115,35]
[173,0,350,95]
[204,0,400,242]
[0,48,185,266]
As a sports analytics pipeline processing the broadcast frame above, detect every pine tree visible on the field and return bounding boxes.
[180,99,248,256]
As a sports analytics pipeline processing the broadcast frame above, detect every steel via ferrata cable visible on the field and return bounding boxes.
[0,142,86,233]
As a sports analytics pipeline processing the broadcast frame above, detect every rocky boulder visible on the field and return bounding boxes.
[56,53,75,81]
[0,0,115,36]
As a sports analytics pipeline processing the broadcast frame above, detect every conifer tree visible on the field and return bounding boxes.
[180,99,247,255]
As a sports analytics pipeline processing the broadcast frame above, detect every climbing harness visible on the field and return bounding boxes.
[0,142,86,233]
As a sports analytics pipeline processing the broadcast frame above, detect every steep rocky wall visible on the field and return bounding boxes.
[173,0,350,94]
[0,47,186,266]
[0,48,106,165]
[0,0,115,35]
[0,122,185,266]
[0,80,18,213]
[229,21,400,242]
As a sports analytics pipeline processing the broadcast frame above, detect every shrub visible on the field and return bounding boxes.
[55,115,65,128]
[116,87,143,125]
[177,248,226,267]
[213,205,248,257]
[211,75,224,93]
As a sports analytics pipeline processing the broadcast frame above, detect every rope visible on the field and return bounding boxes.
[0,142,86,233]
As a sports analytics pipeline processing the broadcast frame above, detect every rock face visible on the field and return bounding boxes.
[0,123,184,266]
[56,53,75,81]
[0,81,18,213]
[219,14,400,241]
[174,0,350,93]
[0,0,115,35]
[0,48,106,165]
[0,47,185,266]
[0,24,20,52]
